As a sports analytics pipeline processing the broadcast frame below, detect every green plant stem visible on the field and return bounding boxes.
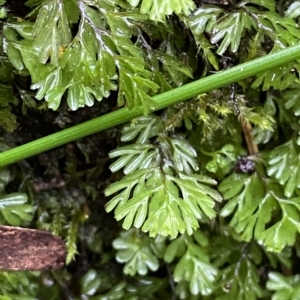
[1,44,300,167]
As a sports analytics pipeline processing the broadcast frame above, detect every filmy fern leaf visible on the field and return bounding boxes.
[220,172,300,252]
[106,116,222,238]
[127,0,196,22]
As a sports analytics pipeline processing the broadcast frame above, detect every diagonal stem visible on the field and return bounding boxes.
[1,43,300,167]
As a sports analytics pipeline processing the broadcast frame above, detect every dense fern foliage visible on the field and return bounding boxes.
[1,0,300,298]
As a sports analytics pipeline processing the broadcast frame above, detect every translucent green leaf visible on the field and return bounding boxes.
[244,0,275,11]
[267,140,300,197]
[258,204,300,252]
[170,137,199,174]
[106,11,137,37]
[252,63,299,91]
[267,272,293,290]
[117,57,159,112]
[220,174,271,239]
[3,25,19,41]
[267,272,300,300]
[3,43,25,71]
[107,129,221,237]
[283,84,300,116]
[142,187,186,238]
[95,48,118,91]
[173,246,218,295]
[6,21,34,40]
[113,229,159,276]
[154,52,193,85]
[285,1,300,19]
[127,0,139,6]
[109,144,157,174]
[11,41,49,83]
[211,11,254,55]
[67,83,94,111]
[219,173,300,251]
[0,193,28,206]
[0,193,34,225]
[164,236,186,263]
[0,169,11,192]
[32,0,72,64]
[219,173,248,206]
[45,86,67,111]
[218,257,265,300]
[64,0,80,24]
[31,16,119,110]
[121,115,161,143]
[205,144,236,174]
[135,0,196,22]
[186,6,223,35]
[173,173,221,219]
[81,270,101,296]
[117,189,149,229]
